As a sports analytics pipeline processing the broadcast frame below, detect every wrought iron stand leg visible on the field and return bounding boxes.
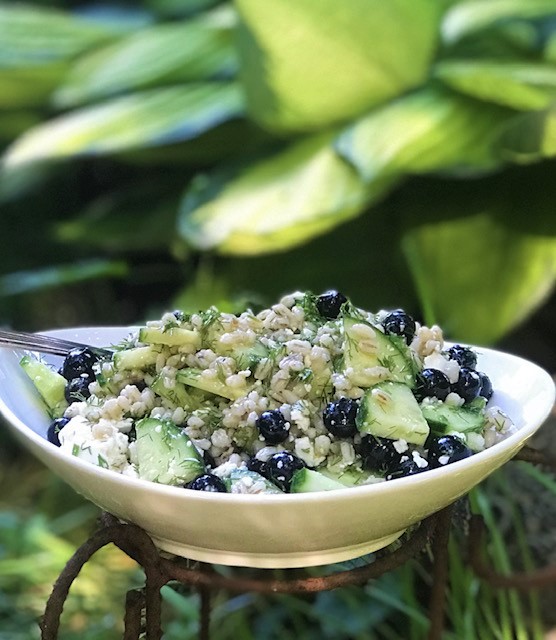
[199,586,212,640]
[427,505,453,640]
[124,589,144,640]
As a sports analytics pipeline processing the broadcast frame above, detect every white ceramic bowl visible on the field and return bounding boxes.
[0,327,554,568]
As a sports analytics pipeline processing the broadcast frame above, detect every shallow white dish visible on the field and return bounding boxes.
[0,327,554,568]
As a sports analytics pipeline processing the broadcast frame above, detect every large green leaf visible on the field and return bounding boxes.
[495,103,556,162]
[401,174,556,344]
[0,260,128,297]
[435,60,556,111]
[0,4,115,67]
[179,133,395,254]
[54,8,238,108]
[2,83,244,167]
[145,0,222,18]
[234,0,440,133]
[335,88,511,182]
[441,0,556,44]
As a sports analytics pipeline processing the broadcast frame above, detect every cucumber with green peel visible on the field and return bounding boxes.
[290,468,346,493]
[342,316,417,388]
[135,417,204,485]
[176,367,247,401]
[20,355,68,417]
[356,381,430,446]
[224,468,282,494]
[113,346,159,371]
[421,401,486,439]
[138,326,201,349]
[319,466,383,487]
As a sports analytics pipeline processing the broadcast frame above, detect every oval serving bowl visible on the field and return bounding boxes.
[0,326,554,568]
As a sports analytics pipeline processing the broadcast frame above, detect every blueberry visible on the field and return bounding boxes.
[452,368,482,403]
[358,436,402,474]
[478,372,493,401]
[187,474,227,492]
[47,417,69,446]
[386,458,427,480]
[256,410,289,444]
[64,374,93,403]
[246,457,267,475]
[262,452,305,492]
[427,435,472,469]
[414,368,451,401]
[61,348,98,381]
[323,398,358,438]
[316,290,348,319]
[381,310,416,345]
[446,345,477,370]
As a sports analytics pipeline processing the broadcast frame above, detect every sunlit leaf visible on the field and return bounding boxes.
[2,83,244,167]
[495,103,556,163]
[235,0,440,132]
[178,133,396,254]
[0,260,128,297]
[226,197,417,313]
[0,4,115,67]
[336,88,510,182]
[55,8,238,107]
[401,174,556,344]
[435,60,556,111]
[442,0,556,44]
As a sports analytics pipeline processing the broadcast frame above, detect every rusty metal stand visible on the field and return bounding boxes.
[39,446,556,640]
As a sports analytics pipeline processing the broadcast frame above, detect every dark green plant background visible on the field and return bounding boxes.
[1,0,556,637]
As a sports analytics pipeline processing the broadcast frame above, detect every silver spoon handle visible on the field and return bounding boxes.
[0,329,113,357]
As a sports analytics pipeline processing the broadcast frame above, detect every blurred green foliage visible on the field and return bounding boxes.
[0,0,555,342]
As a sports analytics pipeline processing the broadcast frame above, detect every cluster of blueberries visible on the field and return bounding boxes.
[47,347,100,447]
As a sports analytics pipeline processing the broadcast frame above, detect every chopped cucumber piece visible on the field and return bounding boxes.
[113,346,159,371]
[319,466,382,487]
[290,468,346,493]
[151,374,200,409]
[343,316,416,387]
[20,355,68,417]
[224,469,282,494]
[176,368,246,401]
[135,417,204,485]
[356,381,430,446]
[421,401,486,437]
[138,327,201,348]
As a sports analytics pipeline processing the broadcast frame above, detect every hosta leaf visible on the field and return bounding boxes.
[435,61,556,111]
[179,133,396,254]
[442,0,556,44]
[0,4,115,67]
[0,260,128,297]
[55,8,238,107]
[235,0,440,132]
[336,88,511,182]
[226,198,417,313]
[496,103,556,162]
[2,83,244,167]
[401,175,556,344]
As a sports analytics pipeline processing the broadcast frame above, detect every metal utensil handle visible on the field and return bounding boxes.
[0,329,113,357]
